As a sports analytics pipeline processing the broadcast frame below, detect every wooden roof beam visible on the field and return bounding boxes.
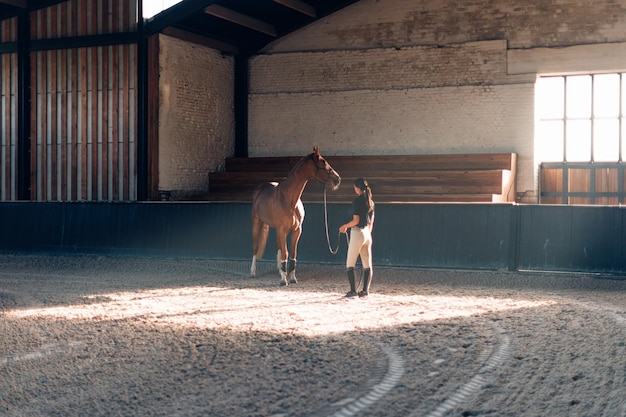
[273,0,316,17]
[162,27,239,54]
[204,4,277,37]
[0,0,26,7]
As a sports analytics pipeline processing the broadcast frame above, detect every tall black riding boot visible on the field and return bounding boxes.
[359,269,372,297]
[346,268,357,297]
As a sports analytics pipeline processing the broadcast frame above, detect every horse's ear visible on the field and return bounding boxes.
[313,145,319,156]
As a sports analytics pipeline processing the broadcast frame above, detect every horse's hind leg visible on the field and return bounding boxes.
[276,230,289,286]
[251,219,269,277]
[287,226,302,284]
[250,255,257,278]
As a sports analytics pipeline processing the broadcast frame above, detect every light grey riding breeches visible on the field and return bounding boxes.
[346,226,373,270]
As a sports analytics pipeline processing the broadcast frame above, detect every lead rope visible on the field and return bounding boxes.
[324,188,348,254]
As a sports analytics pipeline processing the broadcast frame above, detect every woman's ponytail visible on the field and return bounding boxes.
[355,178,374,213]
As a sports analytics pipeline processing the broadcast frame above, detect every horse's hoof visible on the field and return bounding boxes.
[289,277,298,284]
[280,280,288,286]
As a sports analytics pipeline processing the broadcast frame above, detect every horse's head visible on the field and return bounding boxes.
[310,146,341,190]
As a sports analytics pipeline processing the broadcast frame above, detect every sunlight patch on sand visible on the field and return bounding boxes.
[7,287,555,336]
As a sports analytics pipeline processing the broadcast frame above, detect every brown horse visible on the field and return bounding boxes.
[250,146,341,286]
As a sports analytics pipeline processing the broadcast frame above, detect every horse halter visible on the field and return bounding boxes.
[310,154,337,185]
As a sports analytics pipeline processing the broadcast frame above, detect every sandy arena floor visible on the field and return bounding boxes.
[1,254,625,417]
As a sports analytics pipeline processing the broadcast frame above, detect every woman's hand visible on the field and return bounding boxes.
[340,215,360,234]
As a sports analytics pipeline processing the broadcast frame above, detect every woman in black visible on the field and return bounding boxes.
[339,178,375,297]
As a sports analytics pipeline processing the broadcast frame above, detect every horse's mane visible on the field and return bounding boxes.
[286,153,314,176]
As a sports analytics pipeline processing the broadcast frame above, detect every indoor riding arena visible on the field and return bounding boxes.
[1,1,626,416]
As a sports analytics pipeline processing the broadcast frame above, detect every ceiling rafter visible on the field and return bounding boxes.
[0,0,26,7]
[205,4,277,37]
[273,0,316,17]
[162,26,239,54]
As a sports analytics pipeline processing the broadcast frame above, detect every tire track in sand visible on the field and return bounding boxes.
[324,344,405,417]
[416,326,511,417]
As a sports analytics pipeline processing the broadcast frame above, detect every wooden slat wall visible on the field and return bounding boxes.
[29,0,137,201]
[595,168,619,205]
[539,167,562,205]
[31,44,137,201]
[568,169,590,205]
[31,0,136,39]
[0,18,16,201]
[540,164,626,205]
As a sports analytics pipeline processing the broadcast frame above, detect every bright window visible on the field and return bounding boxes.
[535,73,625,163]
[143,0,184,19]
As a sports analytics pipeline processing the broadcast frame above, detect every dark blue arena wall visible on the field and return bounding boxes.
[0,202,625,274]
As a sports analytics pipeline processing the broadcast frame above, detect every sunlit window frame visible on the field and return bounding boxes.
[538,73,625,164]
[537,73,626,205]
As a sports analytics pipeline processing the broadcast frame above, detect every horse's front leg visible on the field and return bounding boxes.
[276,229,289,286]
[287,226,302,284]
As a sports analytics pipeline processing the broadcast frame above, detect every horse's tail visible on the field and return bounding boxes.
[257,224,269,258]
[252,218,269,259]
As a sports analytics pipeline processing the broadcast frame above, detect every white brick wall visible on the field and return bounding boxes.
[158,35,235,199]
[251,41,532,93]
[250,40,536,198]
[249,84,535,194]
